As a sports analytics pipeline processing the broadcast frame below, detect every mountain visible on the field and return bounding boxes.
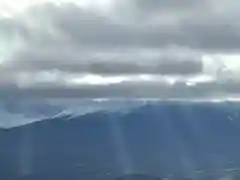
[0,127,6,139]
[116,174,162,180]
[1,102,240,180]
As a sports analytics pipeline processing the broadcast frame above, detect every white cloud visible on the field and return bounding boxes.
[0,0,114,17]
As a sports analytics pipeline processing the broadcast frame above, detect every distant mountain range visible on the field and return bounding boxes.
[1,102,240,180]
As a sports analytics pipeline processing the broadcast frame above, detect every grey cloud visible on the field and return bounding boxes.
[40,2,240,51]
[4,1,240,51]
[180,16,240,50]
[8,47,203,75]
[0,80,240,99]
[131,0,204,14]
[0,82,193,98]
[87,59,203,75]
[1,0,240,53]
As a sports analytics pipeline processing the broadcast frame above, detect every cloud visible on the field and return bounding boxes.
[0,76,238,99]
[4,47,202,75]
[3,1,240,50]
[1,0,240,99]
[133,0,202,10]
[28,0,239,50]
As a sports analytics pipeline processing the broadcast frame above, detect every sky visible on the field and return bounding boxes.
[1,0,240,99]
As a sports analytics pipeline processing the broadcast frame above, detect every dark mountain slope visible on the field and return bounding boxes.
[1,102,240,180]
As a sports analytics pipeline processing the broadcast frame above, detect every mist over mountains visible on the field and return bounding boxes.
[1,101,240,180]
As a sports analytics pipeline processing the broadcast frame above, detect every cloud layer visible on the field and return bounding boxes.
[1,0,240,98]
